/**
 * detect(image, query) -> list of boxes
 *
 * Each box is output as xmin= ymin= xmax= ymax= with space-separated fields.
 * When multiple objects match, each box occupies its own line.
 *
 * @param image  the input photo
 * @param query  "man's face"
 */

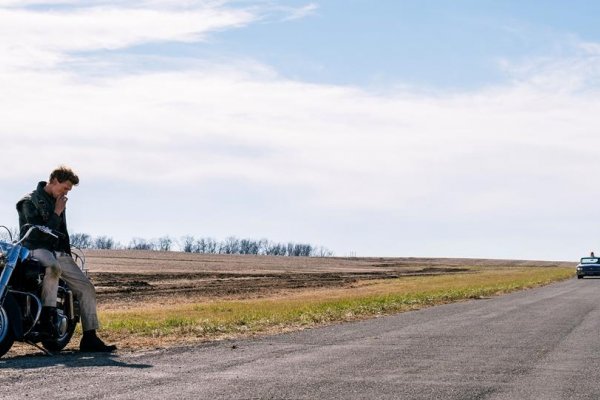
xmin=50 ymin=179 xmax=73 ymax=199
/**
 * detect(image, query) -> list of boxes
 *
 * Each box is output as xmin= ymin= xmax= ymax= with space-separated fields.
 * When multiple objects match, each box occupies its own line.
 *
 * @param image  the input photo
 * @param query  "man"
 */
xmin=16 ymin=166 xmax=116 ymax=352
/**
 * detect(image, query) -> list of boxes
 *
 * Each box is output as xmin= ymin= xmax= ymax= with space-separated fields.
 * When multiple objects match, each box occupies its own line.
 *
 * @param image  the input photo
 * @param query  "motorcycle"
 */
xmin=0 ymin=224 xmax=84 ymax=357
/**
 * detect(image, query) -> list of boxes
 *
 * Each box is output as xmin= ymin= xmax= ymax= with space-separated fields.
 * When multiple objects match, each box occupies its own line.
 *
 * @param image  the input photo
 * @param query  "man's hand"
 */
xmin=55 ymin=195 xmax=68 ymax=216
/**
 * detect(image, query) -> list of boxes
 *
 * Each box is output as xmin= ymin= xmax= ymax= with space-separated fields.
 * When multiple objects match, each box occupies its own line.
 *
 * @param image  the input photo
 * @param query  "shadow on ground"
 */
xmin=0 ymin=351 xmax=152 ymax=370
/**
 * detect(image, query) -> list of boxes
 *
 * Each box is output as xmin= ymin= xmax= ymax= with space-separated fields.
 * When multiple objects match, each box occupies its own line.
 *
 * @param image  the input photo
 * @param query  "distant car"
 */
xmin=576 ymin=257 xmax=600 ymax=279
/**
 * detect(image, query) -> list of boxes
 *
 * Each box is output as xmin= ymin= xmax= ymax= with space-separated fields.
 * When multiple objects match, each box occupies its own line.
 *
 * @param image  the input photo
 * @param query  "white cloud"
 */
xmin=3 ymin=49 xmax=600 ymax=222
xmin=0 ymin=0 xmax=229 ymax=7
xmin=0 ymin=2 xmax=255 ymax=70
xmin=280 ymin=2 xmax=318 ymax=21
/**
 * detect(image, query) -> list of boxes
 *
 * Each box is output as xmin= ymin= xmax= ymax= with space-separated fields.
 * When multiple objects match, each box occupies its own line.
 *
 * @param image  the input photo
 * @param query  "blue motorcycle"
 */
xmin=0 ymin=225 xmax=83 ymax=357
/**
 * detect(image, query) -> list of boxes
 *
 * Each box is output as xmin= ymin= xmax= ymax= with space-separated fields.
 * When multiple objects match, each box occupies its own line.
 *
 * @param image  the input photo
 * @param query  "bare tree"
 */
xmin=240 ymin=239 xmax=260 ymax=255
xmin=264 ymin=242 xmax=286 ymax=256
xmin=106 ymin=233 xmax=333 ymax=257
xmin=258 ymin=238 xmax=269 ymax=255
xmin=128 ymin=238 xmax=155 ymax=250
xmin=71 ymin=233 xmax=93 ymax=249
xmin=181 ymin=235 xmax=195 ymax=253
xmin=312 ymin=246 xmax=334 ymax=257
xmin=94 ymin=236 xmax=115 ymax=250
xmin=157 ymin=236 xmax=172 ymax=251
xmin=220 ymin=236 xmax=240 ymax=254
xmin=206 ymin=238 xmax=218 ymax=253
xmin=195 ymin=238 xmax=206 ymax=253
xmin=293 ymin=244 xmax=312 ymax=257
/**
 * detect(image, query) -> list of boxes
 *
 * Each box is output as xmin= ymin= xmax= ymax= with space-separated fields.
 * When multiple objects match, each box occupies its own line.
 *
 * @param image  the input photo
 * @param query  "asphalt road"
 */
xmin=1 ymin=277 xmax=599 ymax=399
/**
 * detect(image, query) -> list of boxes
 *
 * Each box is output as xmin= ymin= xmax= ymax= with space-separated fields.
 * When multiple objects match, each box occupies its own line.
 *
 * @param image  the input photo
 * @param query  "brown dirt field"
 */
xmin=83 ymin=250 xmax=575 ymax=307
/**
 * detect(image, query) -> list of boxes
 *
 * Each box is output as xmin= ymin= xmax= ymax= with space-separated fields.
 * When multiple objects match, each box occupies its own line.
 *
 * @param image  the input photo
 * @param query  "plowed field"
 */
xmin=84 ymin=250 xmax=573 ymax=306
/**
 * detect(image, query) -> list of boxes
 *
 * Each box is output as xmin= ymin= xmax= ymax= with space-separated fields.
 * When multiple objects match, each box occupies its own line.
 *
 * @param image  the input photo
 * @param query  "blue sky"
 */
xmin=132 ymin=0 xmax=600 ymax=88
xmin=1 ymin=1 xmax=600 ymax=260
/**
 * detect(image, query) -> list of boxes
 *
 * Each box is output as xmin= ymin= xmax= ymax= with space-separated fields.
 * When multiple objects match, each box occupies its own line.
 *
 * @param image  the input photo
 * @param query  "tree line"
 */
xmin=69 ymin=233 xmax=334 ymax=257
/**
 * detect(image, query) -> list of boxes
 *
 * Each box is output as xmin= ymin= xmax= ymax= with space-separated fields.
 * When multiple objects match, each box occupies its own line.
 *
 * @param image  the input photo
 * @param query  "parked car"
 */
xmin=576 ymin=257 xmax=600 ymax=279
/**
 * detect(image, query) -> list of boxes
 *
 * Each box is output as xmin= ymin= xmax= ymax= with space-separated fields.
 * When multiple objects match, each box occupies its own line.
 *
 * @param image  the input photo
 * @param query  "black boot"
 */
xmin=39 ymin=306 xmax=59 ymax=338
xmin=80 ymin=330 xmax=117 ymax=353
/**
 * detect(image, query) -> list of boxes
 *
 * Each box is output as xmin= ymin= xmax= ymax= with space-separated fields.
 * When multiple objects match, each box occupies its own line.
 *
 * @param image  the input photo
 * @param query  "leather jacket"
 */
xmin=16 ymin=181 xmax=71 ymax=254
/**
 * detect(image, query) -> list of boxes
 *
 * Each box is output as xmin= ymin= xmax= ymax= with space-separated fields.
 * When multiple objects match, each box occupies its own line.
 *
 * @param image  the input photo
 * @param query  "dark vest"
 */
xmin=16 ymin=182 xmax=70 ymax=253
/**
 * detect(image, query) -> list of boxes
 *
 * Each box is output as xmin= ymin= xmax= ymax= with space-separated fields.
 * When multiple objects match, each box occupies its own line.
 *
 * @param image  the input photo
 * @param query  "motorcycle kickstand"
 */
xmin=25 ymin=341 xmax=53 ymax=356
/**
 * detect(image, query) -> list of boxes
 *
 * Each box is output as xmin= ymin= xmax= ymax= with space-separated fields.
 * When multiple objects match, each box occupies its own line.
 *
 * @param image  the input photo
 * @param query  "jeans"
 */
xmin=30 ymin=249 xmax=99 ymax=331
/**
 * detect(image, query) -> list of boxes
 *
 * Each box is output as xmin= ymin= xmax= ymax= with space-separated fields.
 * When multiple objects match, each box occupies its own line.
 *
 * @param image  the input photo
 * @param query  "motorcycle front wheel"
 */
xmin=0 ymin=305 xmax=15 ymax=358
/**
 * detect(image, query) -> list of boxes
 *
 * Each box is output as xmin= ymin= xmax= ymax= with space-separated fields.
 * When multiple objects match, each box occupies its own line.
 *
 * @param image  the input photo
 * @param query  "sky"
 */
xmin=1 ymin=0 xmax=600 ymax=260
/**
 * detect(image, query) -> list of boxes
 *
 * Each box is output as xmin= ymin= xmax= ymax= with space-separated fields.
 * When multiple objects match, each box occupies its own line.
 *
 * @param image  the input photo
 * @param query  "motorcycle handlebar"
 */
xmin=18 ymin=224 xmax=59 ymax=244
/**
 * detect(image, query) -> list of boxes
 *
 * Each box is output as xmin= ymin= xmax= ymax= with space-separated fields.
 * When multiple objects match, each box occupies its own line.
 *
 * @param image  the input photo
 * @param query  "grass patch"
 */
xmin=98 ymin=267 xmax=574 ymax=347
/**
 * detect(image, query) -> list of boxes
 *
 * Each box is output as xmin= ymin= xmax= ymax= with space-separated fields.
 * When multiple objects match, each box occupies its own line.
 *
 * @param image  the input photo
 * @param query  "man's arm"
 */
xmin=19 ymin=200 xmax=62 ymax=231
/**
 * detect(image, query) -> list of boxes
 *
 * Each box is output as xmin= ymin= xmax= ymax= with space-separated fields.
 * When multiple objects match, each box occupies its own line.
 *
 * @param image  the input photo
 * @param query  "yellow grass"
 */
xmin=93 ymin=266 xmax=574 ymax=349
